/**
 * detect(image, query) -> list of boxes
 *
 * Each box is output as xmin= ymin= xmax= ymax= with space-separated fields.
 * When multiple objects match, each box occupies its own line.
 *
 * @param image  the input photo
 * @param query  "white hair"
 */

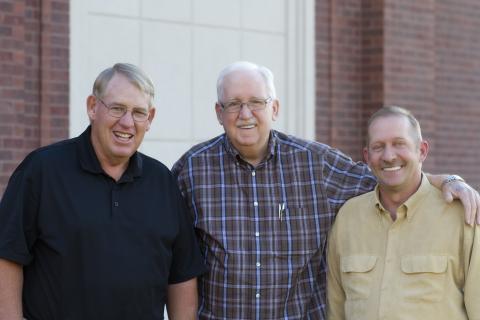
xmin=216 ymin=61 xmax=277 ymax=101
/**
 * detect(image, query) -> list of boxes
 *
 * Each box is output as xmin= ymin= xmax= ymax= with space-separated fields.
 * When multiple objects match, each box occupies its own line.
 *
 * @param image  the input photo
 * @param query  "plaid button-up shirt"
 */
xmin=172 ymin=130 xmax=376 ymax=320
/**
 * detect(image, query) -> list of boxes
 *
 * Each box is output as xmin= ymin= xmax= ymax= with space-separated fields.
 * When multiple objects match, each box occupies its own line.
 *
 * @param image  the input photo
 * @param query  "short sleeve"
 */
xmin=167 ymin=186 xmax=207 ymax=284
xmin=0 ymin=155 xmax=40 ymax=265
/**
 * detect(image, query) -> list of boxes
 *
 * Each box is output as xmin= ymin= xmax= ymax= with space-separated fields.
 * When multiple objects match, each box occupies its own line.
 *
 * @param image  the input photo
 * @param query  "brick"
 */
xmin=0 ymin=2 xmax=13 ymax=12
xmin=0 ymin=24 xmax=13 ymax=36
xmin=0 ymin=0 xmax=69 ymax=195
xmin=315 ymin=0 xmax=480 ymax=188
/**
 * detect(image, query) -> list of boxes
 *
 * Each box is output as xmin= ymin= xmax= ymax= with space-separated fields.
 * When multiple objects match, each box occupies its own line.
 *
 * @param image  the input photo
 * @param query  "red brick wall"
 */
xmin=383 ymin=0 xmax=437 ymax=172
xmin=435 ymin=0 xmax=480 ymax=187
xmin=316 ymin=0 xmax=480 ymax=188
xmin=315 ymin=0 xmax=384 ymax=159
xmin=0 ymin=0 xmax=69 ymax=195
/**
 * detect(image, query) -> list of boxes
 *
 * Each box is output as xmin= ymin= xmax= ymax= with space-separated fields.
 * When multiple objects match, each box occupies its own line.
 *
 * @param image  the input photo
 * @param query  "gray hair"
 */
xmin=367 ymin=105 xmax=423 ymax=145
xmin=92 ymin=63 xmax=155 ymax=108
xmin=216 ymin=61 xmax=277 ymax=101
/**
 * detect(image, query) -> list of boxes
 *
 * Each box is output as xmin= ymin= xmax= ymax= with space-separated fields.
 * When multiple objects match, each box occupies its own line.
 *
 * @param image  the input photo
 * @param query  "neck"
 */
xmin=237 ymin=146 xmax=267 ymax=167
xmin=379 ymin=175 xmax=422 ymax=221
xmin=230 ymin=135 xmax=270 ymax=167
xmin=90 ymin=136 xmax=129 ymax=182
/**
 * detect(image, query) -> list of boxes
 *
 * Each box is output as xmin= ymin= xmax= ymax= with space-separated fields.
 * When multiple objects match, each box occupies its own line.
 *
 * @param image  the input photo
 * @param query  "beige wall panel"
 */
xmin=88 ymin=0 xmax=140 ymax=16
xmin=142 ymin=21 xmax=192 ymax=140
xmin=192 ymin=27 xmax=242 ymax=140
xmin=193 ymin=0 xmax=241 ymax=27
xmin=142 ymin=0 xmax=191 ymax=21
xmin=71 ymin=0 xmax=315 ymax=171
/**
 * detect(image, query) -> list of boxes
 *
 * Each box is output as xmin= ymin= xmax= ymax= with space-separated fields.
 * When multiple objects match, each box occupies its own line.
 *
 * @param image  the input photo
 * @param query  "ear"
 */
xmin=271 ymin=99 xmax=280 ymax=121
xmin=363 ymin=146 xmax=369 ymax=164
xmin=146 ymin=107 xmax=156 ymax=131
xmin=418 ymin=140 xmax=429 ymax=163
xmin=215 ymin=102 xmax=224 ymax=126
xmin=86 ymin=95 xmax=97 ymax=122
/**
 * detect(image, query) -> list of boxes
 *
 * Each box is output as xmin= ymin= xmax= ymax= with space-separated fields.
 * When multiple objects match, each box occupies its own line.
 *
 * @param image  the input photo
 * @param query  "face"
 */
xmin=364 ymin=115 xmax=428 ymax=194
xmin=87 ymin=73 xmax=155 ymax=167
xmin=215 ymin=70 xmax=279 ymax=162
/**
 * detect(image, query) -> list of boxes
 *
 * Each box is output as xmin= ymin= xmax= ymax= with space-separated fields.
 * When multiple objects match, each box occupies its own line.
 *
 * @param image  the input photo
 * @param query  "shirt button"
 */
xmin=255 ymin=232 xmax=260 ymax=237
xmin=255 ymin=293 xmax=260 ymax=298
xmin=114 ymin=201 xmax=119 ymax=207
xmin=254 ymin=201 xmax=258 ymax=207
xmin=252 ymin=171 xmax=256 ymax=177
xmin=256 ymin=262 xmax=261 ymax=267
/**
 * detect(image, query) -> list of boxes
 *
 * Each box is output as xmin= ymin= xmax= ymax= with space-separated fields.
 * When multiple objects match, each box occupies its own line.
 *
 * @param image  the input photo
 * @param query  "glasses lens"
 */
xmin=226 ymin=102 xmax=241 ymax=113
xmin=248 ymin=100 xmax=267 ymax=111
xmin=132 ymin=110 xmax=149 ymax=122
xmin=222 ymin=97 xmax=270 ymax=113
xmin=108 ymin=105 xmax=127 ymax=118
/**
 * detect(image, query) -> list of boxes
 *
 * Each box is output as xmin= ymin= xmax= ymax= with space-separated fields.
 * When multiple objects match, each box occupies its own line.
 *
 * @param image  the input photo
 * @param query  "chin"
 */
xmin=111 ymin=147 xmax=135 ymax=159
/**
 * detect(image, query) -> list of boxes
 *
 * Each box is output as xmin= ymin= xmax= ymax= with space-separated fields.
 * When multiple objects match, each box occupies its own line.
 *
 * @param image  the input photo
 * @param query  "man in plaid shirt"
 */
xmin=172 ymin=61 xmax=479 ymax=319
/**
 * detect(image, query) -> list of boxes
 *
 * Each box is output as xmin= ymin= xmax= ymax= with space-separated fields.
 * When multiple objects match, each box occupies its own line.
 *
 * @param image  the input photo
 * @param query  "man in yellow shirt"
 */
xmin=326 ymin=106 xmax=479 ymax=320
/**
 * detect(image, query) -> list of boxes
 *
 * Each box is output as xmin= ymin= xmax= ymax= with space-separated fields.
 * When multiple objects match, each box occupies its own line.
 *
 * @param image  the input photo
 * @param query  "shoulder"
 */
xmin=171 ymin=134 xmax=225 ymax=176
xmin=14 ymin=137 xmax=78 ymax=173
xmin=274 ymin=131 xmax=362 ymax=166
xmin=335 ymin=191 xmax=376 ymax=222
xmin=137 ymin=152 xmax=176 ymax=182
xmin=424 ymin=183 xmax=464 ymax=218
xmin=138 ymin=152 xmax=170 ymax=173
xmin=273 ymin=130 xmax=332 ymax=155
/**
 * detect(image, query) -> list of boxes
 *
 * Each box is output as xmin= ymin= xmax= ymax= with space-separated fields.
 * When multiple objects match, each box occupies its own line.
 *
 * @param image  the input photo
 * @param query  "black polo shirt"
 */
xmin=0 ymin=127 xmax=206 ymax=320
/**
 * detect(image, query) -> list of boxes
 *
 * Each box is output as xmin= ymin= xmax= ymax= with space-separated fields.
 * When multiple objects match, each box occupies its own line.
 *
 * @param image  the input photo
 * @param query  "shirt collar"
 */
xmin=223 ymin=130 xmax=277 ymax=166
xmin=76 ymin=126 xmax=143 ymax=182
xmin=374 ymin=172 xmax=430 ymax=221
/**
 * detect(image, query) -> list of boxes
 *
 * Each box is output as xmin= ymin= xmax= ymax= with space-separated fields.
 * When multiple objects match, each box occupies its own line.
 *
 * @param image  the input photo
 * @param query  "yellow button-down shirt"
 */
xmin=327 ymin=174 xmax=480 ymax=320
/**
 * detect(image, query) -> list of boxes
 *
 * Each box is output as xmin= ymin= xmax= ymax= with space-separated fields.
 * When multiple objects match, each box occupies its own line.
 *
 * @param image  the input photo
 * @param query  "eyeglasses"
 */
xmin=95 ymin=97 xmax=150 ymax=122
xmin=220 ymin=97 xmax=272 ymax=113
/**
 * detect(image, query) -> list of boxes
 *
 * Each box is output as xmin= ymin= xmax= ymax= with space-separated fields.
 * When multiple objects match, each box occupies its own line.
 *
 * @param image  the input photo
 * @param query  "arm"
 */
xmin=0 ymin=259 xmax=23 ymax=320
xmin=323 ymin=148 xmax=377 ymax=214
xmin=426 ymin=173 xmax=480 ymax=225
xmin=166 ymin=278 xmax=198 ymax=320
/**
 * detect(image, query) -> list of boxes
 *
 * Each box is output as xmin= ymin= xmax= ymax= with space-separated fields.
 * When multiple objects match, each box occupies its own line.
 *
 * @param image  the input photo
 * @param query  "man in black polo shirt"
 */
xmin=0 ymin=63 xmax=206 ymax=319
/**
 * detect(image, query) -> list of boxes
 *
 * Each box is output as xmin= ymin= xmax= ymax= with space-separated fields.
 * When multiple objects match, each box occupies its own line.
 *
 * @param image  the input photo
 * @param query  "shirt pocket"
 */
xmin=273 ymin=205 xmax=322 ymax=260
xmin=340 ymin=255 xmax=377 ymax=300
xmin=400 ymin=255 xmax=448 ymax=302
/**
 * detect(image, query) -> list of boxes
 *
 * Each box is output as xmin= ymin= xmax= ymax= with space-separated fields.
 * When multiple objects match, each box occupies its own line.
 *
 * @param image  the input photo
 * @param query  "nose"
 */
xmin=381 ymin=145 xmax=397 ymax=162
xmin=118 ymin=110 xmax=135 ymax=127
xmin=238 ymin=103 xmax=253 ymax=119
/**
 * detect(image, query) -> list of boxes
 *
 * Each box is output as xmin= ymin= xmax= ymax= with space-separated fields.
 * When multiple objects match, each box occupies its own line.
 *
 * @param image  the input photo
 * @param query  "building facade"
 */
xmin=1 ymin=0 xmax=480 ymax=196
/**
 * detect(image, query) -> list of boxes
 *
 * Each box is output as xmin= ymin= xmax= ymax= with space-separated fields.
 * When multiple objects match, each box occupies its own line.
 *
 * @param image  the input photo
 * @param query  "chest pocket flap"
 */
xmin=341 ymin=255 xmax=377 ymax=273
xmin=401 ymin=255 xmax=448 ymax=274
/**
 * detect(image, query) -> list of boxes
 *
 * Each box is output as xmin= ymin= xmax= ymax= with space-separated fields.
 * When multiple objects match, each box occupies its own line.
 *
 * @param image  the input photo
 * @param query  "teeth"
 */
xmin=114 ymin=132 xmax=133 ymax=139
xmin=383 ymin=166 xmax=401 ymax=171
xmin=239 ymin=124 xmax=255 ymax=129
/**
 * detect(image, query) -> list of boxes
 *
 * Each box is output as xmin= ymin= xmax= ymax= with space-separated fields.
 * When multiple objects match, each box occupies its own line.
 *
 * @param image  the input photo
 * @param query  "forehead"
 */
xmin=222 ymin=70 xmax=267 ymax=98
xmin=103 ymin=73 xmax=149 ymax=107
xmin=368 ymin=115 xmax=413 ymax=141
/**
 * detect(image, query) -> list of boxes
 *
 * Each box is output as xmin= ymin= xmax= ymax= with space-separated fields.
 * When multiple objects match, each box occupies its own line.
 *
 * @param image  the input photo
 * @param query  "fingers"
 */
xmin=442 ymin=180 xmax=479 ymax=226
xmin=475 ymin=190 xmax=480 ymax=225
xmin=460 ymin=187 xmax=478 ymax=226
xmin=461 ymin=190 xmax=474 ymax=226
xmin=442 ymin=188 xmax=454 ymax=203
xmin=465 ymin=187 xmax=479 ymax=226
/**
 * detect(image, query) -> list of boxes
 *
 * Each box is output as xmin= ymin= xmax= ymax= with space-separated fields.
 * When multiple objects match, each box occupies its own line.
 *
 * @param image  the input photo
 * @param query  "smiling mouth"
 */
xmin=382 ymin=166 xmax=402 ymax=172
xmin=238 ymin=124 xmax=256 ymax=129
xmin=113 ymin=131 xmax=133 ymax=141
